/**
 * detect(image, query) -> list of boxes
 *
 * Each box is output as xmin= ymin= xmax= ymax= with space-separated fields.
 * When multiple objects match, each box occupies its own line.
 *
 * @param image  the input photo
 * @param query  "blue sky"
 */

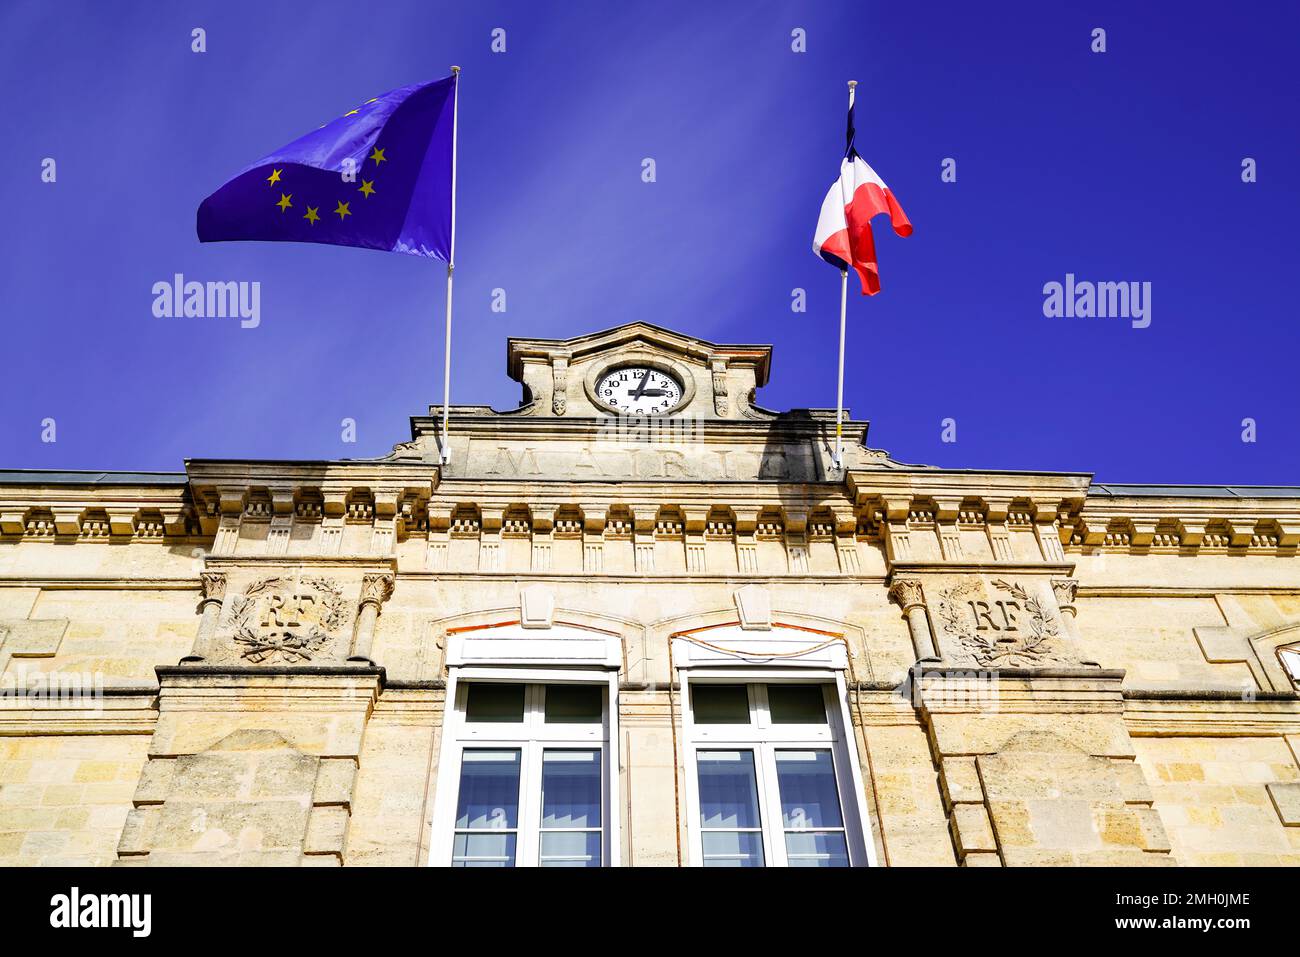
xmin=2 ymin=0 xmax=1296 ymax=483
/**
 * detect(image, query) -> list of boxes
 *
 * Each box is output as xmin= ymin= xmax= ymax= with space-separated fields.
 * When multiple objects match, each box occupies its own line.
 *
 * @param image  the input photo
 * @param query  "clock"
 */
xmin=594 ymin=366 xmax=684 ymax=416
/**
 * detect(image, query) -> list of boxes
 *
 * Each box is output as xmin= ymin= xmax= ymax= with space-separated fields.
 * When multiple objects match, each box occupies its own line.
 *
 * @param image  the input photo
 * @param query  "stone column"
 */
xmin=181 ymin=573 xmax=227 ymax=663
xmin=1051 ymin=578 xmax=1079 ymax=636
xmin=347 ymin=573 xmax=395 ymax=664
xmin=888 ymin=578 xmax=939 ymax=662
xmin=1049 ymin=577 xmax=1098 ymax=665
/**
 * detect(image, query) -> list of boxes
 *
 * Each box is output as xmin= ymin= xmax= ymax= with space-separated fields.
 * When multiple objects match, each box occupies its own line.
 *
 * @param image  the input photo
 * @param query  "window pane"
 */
xmin=543 ymin=684 xmax=604 ymax=723
xmin=690 ymin=684 xmax=751 ymax=724
xmin=454 ymin=750 xmax=521 ymax=829
xmin=464 ymin=683 xmax=525 ymax=723
xmin=539 ymin=831 xmax=601 ymax=867
xmin=776 ymin=750 xmax=844 ymax=829
xmin=767 ymin=684 xmax=828 ymax=724
xmin=1282 ymin=649 xmax=1300 ymax=681
xmin=541 ymin=750 xmax=602 ymax=828
xmin=784 ymin=831 xmax=849 ymax=868
xmin=452 ymin=831 xmax=517 ymax=867
xmin=701 ymin=831 xmax=765 ymax=867
xmin=697 ymin=750 xmax=761 ymax=828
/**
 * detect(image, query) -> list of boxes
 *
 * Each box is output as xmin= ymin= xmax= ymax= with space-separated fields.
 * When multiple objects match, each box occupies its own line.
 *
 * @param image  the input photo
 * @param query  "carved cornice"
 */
xmin=1065 ymin=501 xmax=1300 ymax=555
xmin=0 ymin=501 xmax=195 ymax=543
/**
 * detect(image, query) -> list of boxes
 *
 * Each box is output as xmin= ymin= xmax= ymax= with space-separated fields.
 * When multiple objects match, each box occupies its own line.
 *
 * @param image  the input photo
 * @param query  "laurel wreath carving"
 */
xmin=226 ymin=576 xmax=348 ymax=664
xmin=936 ymin=578 xmax=1063 ymax=668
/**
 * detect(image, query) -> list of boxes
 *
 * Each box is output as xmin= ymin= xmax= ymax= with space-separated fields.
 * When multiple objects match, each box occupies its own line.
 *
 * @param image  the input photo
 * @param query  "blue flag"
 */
xmin=198 ymin=75 xmax=456 ymax=261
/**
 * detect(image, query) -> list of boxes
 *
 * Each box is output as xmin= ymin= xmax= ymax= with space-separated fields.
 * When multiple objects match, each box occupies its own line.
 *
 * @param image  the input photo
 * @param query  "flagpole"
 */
xmin=834 ymin=265 xmax=847 ymax=470
xmin=832 ymin=78 xmax=857 ymax=472
xmin=440 ymin=65 xmax=461 ymax=465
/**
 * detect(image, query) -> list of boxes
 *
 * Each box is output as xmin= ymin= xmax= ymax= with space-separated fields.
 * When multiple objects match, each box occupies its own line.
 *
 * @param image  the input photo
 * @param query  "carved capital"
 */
xmin=1051 ymin=578 xmax=1079 ymax=616
xmin=199 ymin=572 xmax=227 ymax=604
xmin=888 ymin=578 xmax=926 ymax=612
xmin=359 ymin=573 xmax=395 ymax=608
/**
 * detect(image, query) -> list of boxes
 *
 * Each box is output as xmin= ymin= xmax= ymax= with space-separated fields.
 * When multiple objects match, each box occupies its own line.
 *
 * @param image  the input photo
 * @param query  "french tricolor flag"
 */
xmin=812 ymin=96 xmax=912 ymax=295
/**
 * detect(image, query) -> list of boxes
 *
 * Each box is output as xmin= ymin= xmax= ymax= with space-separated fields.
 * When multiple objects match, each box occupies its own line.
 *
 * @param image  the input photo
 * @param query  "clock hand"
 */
xmin=630 ymin=374 xmax=651 ymax=399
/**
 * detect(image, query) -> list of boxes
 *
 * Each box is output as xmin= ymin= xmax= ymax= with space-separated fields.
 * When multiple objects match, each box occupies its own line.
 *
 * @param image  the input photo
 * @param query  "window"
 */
xmin=1281 ymin=646 xmax=1300 ymax=685
xmin=685 ymin=682 xmax=861 ymax=867
xmin=443 ymin=682 xmax=608 ymax=867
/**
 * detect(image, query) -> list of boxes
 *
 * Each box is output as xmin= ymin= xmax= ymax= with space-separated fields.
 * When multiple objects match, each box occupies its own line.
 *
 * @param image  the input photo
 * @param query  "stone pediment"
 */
xmin=366 ymin=321 xmax=928 ymax=477
xmin=503 ymin=322 xmax=772 ymax=421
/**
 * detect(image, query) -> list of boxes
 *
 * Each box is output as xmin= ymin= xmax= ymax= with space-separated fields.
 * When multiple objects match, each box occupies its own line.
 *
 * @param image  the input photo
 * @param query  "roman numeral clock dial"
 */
xmin=595 ymin=367 xmax=683 ymax=416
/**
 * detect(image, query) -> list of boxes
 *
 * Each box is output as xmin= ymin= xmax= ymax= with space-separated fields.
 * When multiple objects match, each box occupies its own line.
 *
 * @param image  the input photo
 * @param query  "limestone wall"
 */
xmin=2 ymin=469 xmax=1299 ymax=868
xmin=0 ymin=734 xmax=149 ymax=866
xmin=1133 ymin=736 xmax=1300 ymax=866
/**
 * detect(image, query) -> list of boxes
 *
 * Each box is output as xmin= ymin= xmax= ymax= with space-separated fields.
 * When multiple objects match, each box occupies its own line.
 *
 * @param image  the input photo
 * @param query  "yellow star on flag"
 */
xmin=276 ymin=193 xmax=293 ymax=212
xmin=358 ymin=180 xmax=376 ymax=198
xmin=334 ymin=200 xmax=351 ymax=220
xmin=303 ymin=206 xmax=320 ymax=225
xmin=368 ymin=146 xmax=387 ymax=165
xmin=267 ymin=168 xmax=282 ymax=186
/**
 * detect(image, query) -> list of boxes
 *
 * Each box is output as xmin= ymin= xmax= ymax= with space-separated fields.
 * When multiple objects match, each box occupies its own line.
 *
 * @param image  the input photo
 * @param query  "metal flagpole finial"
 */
xmin=451 ymin=65 xmax=461 ymax=74
xmin=847 ymin=79 xmax=857 ymax=89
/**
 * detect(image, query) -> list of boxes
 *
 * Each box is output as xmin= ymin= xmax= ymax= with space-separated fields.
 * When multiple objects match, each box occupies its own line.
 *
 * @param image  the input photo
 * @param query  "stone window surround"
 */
xmin=427 ymin=617 xmax=623 ymax=868
xmin=670 ymin=622 xmax=876 ymax=868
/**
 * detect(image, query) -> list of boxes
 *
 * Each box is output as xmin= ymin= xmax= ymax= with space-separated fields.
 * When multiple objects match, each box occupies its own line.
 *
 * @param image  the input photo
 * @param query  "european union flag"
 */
xmin=198 ymin=74 xmax=457 ymax=261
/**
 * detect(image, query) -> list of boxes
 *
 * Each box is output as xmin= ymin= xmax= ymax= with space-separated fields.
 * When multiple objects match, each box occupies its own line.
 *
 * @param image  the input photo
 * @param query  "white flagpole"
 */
xmin=440 ymin=65 xmax=461 ymax=465
xmin=832 ymin=79 xmax=857 ymax=472
xmin=834 ymin=265 xmax=847 ymax=470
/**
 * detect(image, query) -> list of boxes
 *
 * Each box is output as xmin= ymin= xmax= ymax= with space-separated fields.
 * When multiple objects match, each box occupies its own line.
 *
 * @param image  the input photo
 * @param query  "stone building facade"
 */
xmin=1 ymin=322 xmax=1298 ymax=867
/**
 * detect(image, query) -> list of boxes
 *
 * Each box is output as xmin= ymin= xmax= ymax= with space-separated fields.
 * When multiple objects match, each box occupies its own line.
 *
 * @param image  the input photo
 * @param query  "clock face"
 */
xmin=594 ymin=366 xmax=684 ymax=416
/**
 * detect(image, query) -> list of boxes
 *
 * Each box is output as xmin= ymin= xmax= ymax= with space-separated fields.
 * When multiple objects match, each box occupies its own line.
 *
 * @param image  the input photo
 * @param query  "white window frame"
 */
xmin=428 ymin=624 xmax=622 ymax=867
xmin=673 ymin=629 xmax=875 ymax=868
